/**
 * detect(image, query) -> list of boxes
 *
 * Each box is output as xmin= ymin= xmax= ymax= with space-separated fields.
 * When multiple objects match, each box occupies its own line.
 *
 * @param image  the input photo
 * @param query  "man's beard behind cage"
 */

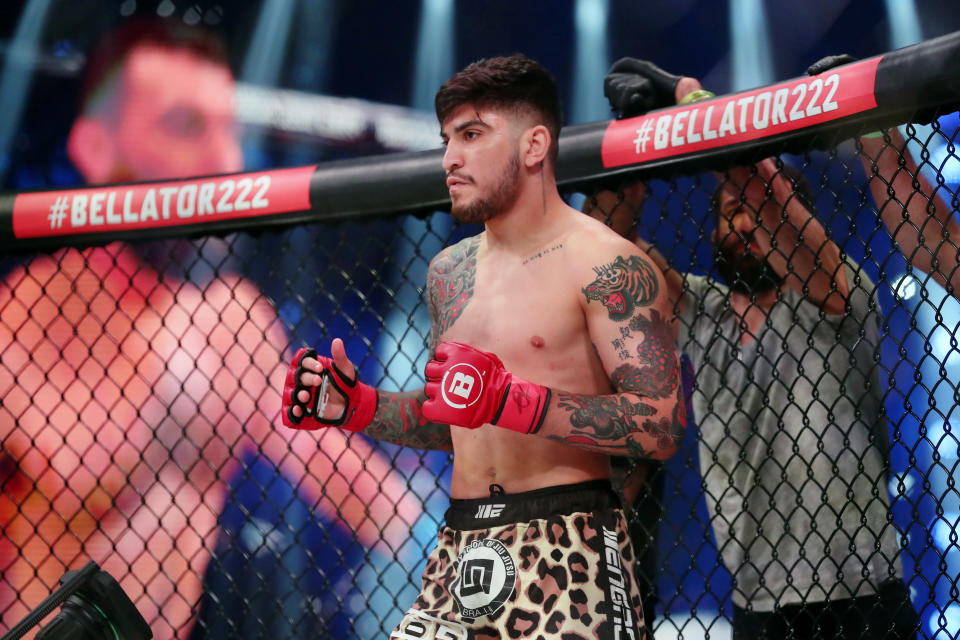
xmin=450 ymin=153 xmax=523 ymax=224
xmin=713 ymin=246 xmax=783 ymax=294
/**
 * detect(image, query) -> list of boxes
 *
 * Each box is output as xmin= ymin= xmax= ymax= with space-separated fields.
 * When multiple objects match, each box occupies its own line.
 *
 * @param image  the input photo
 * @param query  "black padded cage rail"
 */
xmin=1 ymin=30 xmax=959 ymax=252
xmin=1 ymin=29 xmax=959 ymax=640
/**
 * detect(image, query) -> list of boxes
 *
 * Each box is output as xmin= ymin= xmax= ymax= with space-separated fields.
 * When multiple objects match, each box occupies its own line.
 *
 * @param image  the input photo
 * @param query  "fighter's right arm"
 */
xmin=364 ymin=389 xmax=452 ymax=450
xmin=284 ymin=341 xmax=451 ymax=451
xmin=359 ymin=244 xmax=481 ymax=451
xmin=282 ymin=245 xmax=460 ymax=452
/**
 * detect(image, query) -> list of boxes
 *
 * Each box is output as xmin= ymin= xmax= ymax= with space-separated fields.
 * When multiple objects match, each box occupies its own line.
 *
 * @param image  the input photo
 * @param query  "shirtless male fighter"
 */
xmin=284 ymin=54 xmax=686 ymax=639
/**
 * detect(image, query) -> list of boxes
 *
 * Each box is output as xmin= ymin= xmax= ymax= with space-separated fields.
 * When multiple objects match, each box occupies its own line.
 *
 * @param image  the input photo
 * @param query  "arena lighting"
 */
xmin=729 ymin=0 xmax=773 ymax=91
xmin=884 ymin=0 xmax=923 ymax=48
xmin=376 ymin=0 xmax=455 ymax=393
xmin=240 ymin=0 xmax=295 ymax=86
xmin=888 ymin=470 xmax=917 ymax=501
xmin=0 ymin=0 xmax=52 ymax=176
xmin=927 ymin=315 xmax=960 ymax=366
xmin=929 ymin=512 xmax=960 ymax=554
xmin=572 ymin=0 xmax=611 ymax=124
xmin=240 ymin=0 xmax=296 ymax=157
xmin=930 ymin=139 xmax=960 ymax=184
xmin=411 ymin=0 xmax=454 ymax=114
xmin=928 ymin=603 xmax=960 ymax=640
xmin=893 ymin=273 xmax=921 ymax=300
xmin=925 ymin=419 xmax=959 ymax=462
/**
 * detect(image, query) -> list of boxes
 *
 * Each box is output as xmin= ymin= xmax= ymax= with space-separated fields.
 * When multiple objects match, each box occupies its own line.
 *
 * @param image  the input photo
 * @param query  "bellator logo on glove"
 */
xmin=423 ymin=341 xmax=550 ymax=434
xmin=439 ymin=361 xmax=486 ymax=409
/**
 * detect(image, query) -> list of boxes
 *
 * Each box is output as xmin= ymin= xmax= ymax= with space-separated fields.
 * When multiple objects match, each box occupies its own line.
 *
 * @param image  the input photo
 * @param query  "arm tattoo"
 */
xmin=426 ymin=236 xmax=479 ymax=349
xmin=363 ymin=390 xmax=452 ymax=451
xmin=552 ymin=392 xmax=681 ymax=458
xmin=611 ymin=310 xmax=680 ymax=399
xmin=582 ymin=254 xmax=659 ymax=321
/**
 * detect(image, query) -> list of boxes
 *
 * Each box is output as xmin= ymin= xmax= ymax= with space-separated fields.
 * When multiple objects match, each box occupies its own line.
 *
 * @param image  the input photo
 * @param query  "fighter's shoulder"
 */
xmin=427 ymin=234 xmax=481 ymax=275
xmin=564 ymin=210 xmax=655 ymax=270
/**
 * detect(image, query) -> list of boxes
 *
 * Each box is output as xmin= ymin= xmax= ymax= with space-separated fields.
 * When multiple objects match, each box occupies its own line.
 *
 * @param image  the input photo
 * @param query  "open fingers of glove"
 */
xmin=295 ymin=371 xmax=348 ymax=423
xmin=314 ymin=373 xmax=347 ymax=423
xmin=298 ymin=368 xmax=324 ymax=387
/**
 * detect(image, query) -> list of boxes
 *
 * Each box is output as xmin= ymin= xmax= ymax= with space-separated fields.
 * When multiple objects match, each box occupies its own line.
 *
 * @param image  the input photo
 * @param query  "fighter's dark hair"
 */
xmin=435 ymin=54 xmax=563 ymax=165
xmin=80 ymin=18 xmax=229 ymax=114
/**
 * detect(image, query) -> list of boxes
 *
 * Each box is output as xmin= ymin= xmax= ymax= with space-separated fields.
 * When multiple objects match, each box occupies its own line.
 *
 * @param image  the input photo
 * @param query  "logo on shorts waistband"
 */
xmin=473 ymin=503 xmax=505 ymax=519
xmin=450 ymin=538 xmax=516 ymax=620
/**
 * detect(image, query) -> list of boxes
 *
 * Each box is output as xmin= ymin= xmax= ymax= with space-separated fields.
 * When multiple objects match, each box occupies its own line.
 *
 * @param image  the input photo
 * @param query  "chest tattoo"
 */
xmin=428 ymin=236 xmax=479 ymax=342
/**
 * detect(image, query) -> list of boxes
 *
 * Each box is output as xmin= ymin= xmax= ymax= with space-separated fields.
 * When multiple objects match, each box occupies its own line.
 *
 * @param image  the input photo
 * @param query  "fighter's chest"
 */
xmin=432 ymin=259 xmax=584 ymax=363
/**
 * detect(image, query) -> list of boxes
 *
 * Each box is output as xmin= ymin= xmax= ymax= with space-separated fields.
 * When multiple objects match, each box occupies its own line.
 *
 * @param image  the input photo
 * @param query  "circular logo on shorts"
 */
xmin=451 ymin=538 xmax=517 ymax=619
xmin=439 ymin=363 xmax=484 ymax=409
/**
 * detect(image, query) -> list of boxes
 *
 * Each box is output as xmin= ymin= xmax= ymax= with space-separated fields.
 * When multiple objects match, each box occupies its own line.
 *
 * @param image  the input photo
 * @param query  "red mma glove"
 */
xmin=281 ymin=347 xmax=378 ymax=432
xmin=423 ymin=341 xmax=551 ymax=434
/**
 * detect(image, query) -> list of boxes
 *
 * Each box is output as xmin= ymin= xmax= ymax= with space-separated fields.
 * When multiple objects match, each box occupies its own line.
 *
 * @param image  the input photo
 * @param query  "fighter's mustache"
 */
xmin=446 ymin=172 xmax=473 ymax=184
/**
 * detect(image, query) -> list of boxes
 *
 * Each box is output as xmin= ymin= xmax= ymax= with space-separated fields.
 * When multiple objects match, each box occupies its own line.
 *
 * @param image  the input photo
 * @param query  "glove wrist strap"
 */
xmin=492 ymin=377 xmax=551 ymax=435
xmin=340 ymin=382 xmax=378 ymax=432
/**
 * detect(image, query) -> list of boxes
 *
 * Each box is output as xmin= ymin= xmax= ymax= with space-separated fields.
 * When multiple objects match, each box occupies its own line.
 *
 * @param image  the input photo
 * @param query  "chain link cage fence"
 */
xmin=1 ymin=33 xmax=960 ymax=640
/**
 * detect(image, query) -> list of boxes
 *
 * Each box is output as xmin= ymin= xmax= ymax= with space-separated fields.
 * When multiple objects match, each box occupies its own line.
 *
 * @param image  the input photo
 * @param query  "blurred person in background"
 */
xmin=0 ymin=18 xmax=421 ymax=639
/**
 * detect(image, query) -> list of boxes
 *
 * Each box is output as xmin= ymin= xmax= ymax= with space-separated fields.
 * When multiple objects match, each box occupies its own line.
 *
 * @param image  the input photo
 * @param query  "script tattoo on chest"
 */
xmin=427 ymin=236 xmax=479 ymax=347
xmin=521 ymin=242 xmax=564 ymax=266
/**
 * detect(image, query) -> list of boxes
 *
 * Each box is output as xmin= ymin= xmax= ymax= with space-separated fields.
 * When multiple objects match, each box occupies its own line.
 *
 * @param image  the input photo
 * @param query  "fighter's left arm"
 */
xmin=541 ymin=240 xmax=685 ymax=460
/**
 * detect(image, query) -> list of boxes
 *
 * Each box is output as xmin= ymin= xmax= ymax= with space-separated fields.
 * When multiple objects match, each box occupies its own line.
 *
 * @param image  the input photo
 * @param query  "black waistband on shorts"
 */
xmin=444 ymin=479 xmax=620 ymax=530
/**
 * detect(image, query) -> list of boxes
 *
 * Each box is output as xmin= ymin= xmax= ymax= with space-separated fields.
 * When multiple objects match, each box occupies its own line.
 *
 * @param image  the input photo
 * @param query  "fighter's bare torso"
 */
xmin=428 ymin=210 xmax=618 ymax=498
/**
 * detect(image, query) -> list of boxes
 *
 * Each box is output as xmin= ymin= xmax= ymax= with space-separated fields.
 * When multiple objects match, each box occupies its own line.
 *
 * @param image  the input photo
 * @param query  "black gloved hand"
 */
xmin=604 ymin=57 xmax=683 ymax=119
xmin=807 ymin=53 xmax=856 ymax=75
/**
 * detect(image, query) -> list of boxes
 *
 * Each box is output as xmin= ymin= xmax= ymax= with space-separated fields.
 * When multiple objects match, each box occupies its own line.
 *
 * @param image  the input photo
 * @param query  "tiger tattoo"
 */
xmin=582 ymin=255 xmax=659 ymax=320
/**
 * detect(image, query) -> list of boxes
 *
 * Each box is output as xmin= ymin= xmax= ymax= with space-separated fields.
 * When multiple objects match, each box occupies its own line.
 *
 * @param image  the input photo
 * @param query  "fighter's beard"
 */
xmin=451 ymin=152 xmax=522 ymax=224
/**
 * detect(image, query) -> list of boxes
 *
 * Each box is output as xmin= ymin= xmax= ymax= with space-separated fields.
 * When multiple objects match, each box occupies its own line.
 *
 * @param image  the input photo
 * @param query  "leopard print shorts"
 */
xmin=391 ymin=479 xmax=644 ymax=640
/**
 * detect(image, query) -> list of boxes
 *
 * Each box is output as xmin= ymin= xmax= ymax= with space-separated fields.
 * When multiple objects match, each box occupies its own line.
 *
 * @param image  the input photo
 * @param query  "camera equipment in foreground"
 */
xmin=0 ymin=561 xmax=152 ymax=640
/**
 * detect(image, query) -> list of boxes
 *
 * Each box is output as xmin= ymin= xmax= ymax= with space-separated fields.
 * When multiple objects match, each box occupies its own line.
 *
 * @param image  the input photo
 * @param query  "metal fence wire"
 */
xmin=2 ymin=84 xmax=960 ymax=640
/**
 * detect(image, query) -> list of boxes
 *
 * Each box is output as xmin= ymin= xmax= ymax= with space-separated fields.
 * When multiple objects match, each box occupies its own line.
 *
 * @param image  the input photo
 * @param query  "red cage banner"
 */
xmin=600 ymin=57 xmax=882 ymax=168
xmin=11 ymin=165 xmax=316 ymax=240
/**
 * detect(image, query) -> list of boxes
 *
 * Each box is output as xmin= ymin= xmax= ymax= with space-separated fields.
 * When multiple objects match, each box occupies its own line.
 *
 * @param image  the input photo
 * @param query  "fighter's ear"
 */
xmin=67 ymin=116 xmax=117 ymax=184
xmin=521 ymin=124 xmax=550 ymax=169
